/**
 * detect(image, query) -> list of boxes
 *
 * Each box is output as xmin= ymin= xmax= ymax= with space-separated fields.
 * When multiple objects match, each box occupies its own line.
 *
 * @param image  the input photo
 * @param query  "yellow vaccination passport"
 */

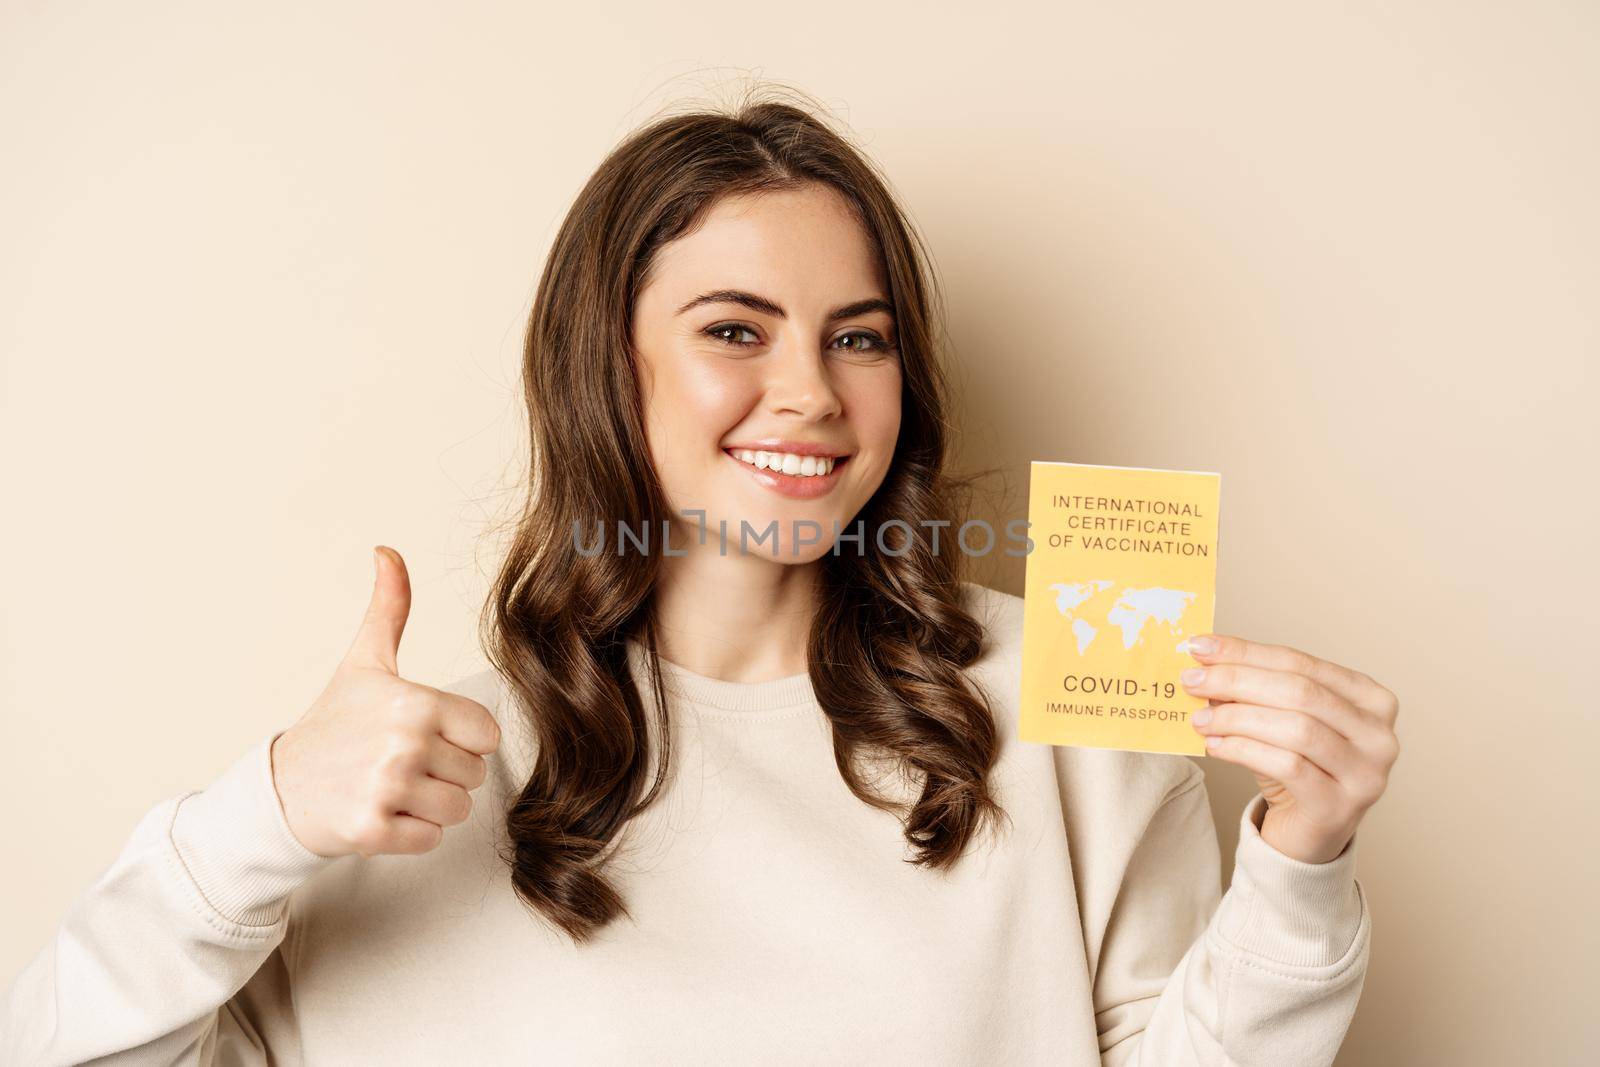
xmin=1019 ymin=461 xmax=1222 ymax=755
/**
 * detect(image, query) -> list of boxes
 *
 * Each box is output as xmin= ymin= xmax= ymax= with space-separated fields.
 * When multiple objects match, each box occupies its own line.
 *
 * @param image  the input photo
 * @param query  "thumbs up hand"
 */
xmin=269 ymin=546 xmax=503 ymax=859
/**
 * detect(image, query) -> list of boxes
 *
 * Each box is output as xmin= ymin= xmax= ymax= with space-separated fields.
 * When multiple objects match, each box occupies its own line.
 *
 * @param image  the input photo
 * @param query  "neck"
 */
xmin=649 ymin=532 xmax=820 ymax=684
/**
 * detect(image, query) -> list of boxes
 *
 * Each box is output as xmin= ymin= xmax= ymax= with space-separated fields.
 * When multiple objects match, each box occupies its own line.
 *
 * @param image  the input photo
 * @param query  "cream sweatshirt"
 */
xmin=1 ymin=582 xmax=1370 ymax=1065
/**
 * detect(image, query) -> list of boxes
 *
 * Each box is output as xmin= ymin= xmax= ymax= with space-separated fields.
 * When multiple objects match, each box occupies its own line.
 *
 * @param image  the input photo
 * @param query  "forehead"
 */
xmin=641 ymin=185 xmax=887 ymax=304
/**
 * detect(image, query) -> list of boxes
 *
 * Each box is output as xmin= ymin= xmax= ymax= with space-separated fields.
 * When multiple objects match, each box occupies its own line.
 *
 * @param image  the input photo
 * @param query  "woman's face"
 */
xmin=631 ymin=183 xmax=902 ymax=565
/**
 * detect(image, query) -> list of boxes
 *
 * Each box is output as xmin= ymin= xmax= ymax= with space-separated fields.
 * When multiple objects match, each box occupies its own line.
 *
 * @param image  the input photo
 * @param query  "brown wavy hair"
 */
xmin=480 ymin=83 xmax=1010 ymax=944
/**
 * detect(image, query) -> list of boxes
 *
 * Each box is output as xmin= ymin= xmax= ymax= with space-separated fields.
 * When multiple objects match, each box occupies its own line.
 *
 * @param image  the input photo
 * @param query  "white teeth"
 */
xmin=731 ymin=449 xmax=837 ymax=477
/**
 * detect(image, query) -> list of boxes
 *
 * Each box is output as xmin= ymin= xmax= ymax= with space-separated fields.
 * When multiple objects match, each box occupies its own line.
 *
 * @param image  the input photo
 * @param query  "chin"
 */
xmin=687 ymin=498 xmax=851 ymax=563
xmin=753 ymin=544 xmax=834 ymax=567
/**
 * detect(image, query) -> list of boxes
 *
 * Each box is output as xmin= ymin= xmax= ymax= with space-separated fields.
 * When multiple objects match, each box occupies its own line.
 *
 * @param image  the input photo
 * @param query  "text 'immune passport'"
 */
xmin=1019 ymin=461 xmax=1222 ymax=755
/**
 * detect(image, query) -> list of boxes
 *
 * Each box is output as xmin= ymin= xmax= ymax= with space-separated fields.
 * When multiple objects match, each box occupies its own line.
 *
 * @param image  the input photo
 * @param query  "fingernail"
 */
xmin=1193 ymin=707 xmax=1212 ymax=727
xmin=1205 ymin=735 xmax=1223 ymax=749
xmin=1181 ymin=667 xmax=1206 ymax=686
xmin=1185 ymin=635 xmax=1218 ymax=655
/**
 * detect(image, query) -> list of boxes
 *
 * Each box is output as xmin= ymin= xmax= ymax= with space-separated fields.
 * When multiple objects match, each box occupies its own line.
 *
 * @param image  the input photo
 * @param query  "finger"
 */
xmin=425 ymin=734 xmax=489 ymax=791
xmin=1202 ymin=734 xmax=1343 ymax=812
xmin=373 ymin=814 xmax=445 ymax=856
xmin=345 ymin=545 xmax=412 ymax=675
xmin=1195 ymin=702 xmax=1364 ymax=782
xmin=1183 ymin=661 xmax=1367 ymax=741
xmin=433 ymin=692 xmax=502 ymax=756
xmin=397 ymin=774 xmax=474 ymax=828
xmin=1186 ymin=634 xmax=1398 ymax=722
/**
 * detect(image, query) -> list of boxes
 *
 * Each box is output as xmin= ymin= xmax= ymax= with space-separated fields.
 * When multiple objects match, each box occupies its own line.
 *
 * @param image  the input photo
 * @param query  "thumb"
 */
xmin=345 ymin=544 xmax=411 ymax=674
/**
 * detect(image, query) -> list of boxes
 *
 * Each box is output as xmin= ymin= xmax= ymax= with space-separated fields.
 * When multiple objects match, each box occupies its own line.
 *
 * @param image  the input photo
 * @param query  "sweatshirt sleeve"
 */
xmin=1095 ymin=769 xmax=1371 ymax=1067
xmin=0 ymin=730 xmax=342 ymax=1066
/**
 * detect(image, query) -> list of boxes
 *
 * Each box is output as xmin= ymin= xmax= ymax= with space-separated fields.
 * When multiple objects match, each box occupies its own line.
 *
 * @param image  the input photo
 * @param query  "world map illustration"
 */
xmin=1046 ymin=580 xmax=1201 ymax=655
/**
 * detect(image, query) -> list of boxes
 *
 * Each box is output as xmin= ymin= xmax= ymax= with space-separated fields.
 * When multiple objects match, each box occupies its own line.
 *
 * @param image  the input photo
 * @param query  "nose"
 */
xmin=763 ymin=336 xmax=844 ymax=421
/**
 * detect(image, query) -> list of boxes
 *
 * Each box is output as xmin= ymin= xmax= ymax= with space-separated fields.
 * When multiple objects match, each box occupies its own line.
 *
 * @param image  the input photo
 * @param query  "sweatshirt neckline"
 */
xmin=625 ymin=638 xmax=818 ymax=714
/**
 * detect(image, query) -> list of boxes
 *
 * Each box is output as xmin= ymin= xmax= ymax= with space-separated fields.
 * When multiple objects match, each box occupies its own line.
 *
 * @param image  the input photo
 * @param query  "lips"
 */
xmin=723 ymin=448 xmax=849 ymax=500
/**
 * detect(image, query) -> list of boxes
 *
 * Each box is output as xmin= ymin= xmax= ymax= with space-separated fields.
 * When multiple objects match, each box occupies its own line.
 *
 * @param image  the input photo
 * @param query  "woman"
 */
xmin=1 ymin=87 xmax=1400 ymax=1064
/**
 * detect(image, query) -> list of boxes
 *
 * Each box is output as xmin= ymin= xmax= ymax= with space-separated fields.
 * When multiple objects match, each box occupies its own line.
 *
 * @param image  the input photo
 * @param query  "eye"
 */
xmin=702 ymin=323 xmax=898 ymax=355
xmin=832 ymin=330 xmax=895 ymax=355
xmin=704 ymin=323 xmax=761 ymax=347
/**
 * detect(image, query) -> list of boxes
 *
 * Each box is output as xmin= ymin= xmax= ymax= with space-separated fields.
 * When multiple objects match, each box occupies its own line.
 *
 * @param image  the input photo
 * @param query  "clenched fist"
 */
xmin=269 ymin=545 xmax=502 ymax=859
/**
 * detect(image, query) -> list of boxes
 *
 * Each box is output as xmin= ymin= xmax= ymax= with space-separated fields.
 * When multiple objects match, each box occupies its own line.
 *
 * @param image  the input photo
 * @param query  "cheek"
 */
xmin=674 ymin=361 xmax=757 ymax=440
xmin=841 ymin=369 xmax=903 ymax=458
xmin=645 ymin=359 xmax=758 ymax=474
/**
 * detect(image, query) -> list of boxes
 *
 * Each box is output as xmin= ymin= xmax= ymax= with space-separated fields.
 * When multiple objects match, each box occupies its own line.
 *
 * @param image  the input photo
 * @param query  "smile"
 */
xmin=723 ymin=448 xmax=850 ymax=500
xmin=728 ymin=449 xmax=839 ymax=477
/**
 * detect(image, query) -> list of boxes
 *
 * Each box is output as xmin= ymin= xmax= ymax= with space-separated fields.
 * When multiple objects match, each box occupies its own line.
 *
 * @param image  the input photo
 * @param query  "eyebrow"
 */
xmin=674 ymin=289 xmax=894 ymax=323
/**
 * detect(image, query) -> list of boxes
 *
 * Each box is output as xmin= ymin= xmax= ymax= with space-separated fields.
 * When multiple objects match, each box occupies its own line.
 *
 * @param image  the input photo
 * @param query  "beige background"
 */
xmin=2 ymin=3 xmax=1594 ymax=1063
